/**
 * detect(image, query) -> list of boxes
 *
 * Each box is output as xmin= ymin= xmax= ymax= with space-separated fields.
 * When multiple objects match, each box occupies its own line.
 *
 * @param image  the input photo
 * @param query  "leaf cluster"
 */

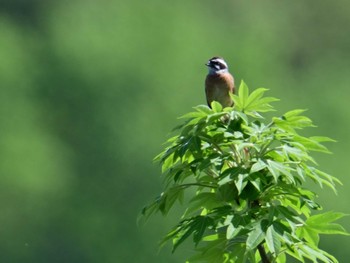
xmin=141 ymin=81 xmax=348 ymax=263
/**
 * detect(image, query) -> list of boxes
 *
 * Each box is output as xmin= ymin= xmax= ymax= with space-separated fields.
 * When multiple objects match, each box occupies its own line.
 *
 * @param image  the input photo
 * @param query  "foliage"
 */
xmin=141 ymin=81 xmax=349 ymax=263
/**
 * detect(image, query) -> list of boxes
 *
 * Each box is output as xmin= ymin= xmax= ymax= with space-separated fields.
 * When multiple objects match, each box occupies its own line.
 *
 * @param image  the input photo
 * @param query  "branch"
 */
xmin=257 ymin=244 xmax=271 ymax=263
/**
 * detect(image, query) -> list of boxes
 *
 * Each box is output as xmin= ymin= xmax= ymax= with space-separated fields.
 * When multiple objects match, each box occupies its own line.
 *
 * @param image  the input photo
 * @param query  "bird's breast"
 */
xmin=205 ymin=73 xmax=235 ymax=107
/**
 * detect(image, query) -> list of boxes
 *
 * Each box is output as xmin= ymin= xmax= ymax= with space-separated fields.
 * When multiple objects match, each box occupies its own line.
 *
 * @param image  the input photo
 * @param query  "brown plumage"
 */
xmin=205 ymin=57 xmax=235 ymax=108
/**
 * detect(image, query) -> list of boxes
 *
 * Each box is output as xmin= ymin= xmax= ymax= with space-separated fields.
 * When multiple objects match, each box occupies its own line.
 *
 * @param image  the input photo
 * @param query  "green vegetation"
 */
xmin=142 ymin=82 xmax=348 ymax=262
xmin=1 ymin=1 xmax=350 ymax=262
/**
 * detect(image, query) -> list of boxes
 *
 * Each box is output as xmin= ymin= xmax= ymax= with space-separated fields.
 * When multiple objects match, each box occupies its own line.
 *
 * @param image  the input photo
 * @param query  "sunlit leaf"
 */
xmin=266 ymin=225 xmax=281 ymax=255
xmin=267 ymin=159 xmax=294 ymax=183
xmin=246 ymin=221 xmax=265 ymax=250
xmin=297 ymin=225 xmax=320 ymax=245
xmin=211 ymin=101 xmax=223 ymax=112
xmin=234 ymin=173 xmax=249 ymax=194
xmin=250 ymin=159 xmax=267 ymax=173
xmin=178 ymin=111 xmax=207 ymax=119
xmin=238 ymin=80 xmax=249 ymax=105
xmin=293 ymin=135 xmax=332 ymax=153
xmin=246 ymin=88 xmax=269 ymax=106
xmin=307 ymin=211 xmax=347 ymax=225
xmin=193 ymin=104 xmax=213 ymax=115
xmin=202 ymin=234 xmax=219 ymax=241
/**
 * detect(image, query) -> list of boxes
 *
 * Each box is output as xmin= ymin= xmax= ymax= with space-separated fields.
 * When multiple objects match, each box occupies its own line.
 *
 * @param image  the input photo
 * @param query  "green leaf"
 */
xmin=293 ymin=135 xmax=332 ymax=153
xmin=167 ymin=216 xmax=214 ymax=253
xmin=299 ymin=244 xmax=337 ymax=263
xmin=309 ymin=136 xmax=336 ymax=143
xmin=250 ymin=159 xmax=267 ymax=173
xmin=275 ymin=205 xmax=301 ymax=223
xmin=137 ymin=201 xmax=159 ymax=226
xmin=281 ymin=145 xmax=305 ymax=161
xmin=316 ymin=223 xmax=349 ymax=236
xmin=245 ymin=94 xmax=279 ymax=113
xmin=246 ymin=221 xmax=265 ymax=250
xmin=187 ymin=237 xmax=228 ymax=262
xmin=218 ymin=175 xmax=234 ymax=186
xmin=226 ymin=223 xmax=235 ymax=240
xmin=234 ymin=173 xmax=249 ymax=195
xmin=233 ymin=81 xmax=278 ymax=114
xmin=211 ymin=101 xmax=223 ymax=112
xmin=217 ymin=184 xmax=239 ymax=203
xmin=284 ymin=109 xmax=307 ymax=118
xmin=172 ymin=225 xmax=196 ymax=252
xmin=178 ymin=111 xmax=207 ymax=119
xmin=226 ymin=223 xmax=243 ymax=240
xmin=238 ymin=80 xmax=249 ymax=104
xmin=202 ymin=234 xmax=219 ymax=241
xmin=276 ymin=252 xmax=286 ymax=263
xmin=185 ymin=192 xmax=224 ymax=216
xmin=314 ymin=168 xmax=342 ymax=186
xmin=297 ymin=225 xmax=320 ymax=245
xmin=248 ymin=172 xmax=262 ymax=192
xmin=193 ymin=104 xmax=213 ymax=115
xmin=193 ymin=216 xmax=215 ymax=245
xmin=272 ymin=221 xmax=291 ymax=237
xmin=305 ymin=212 xmax=350 ymax=236
xmin=161 ymin=152 xmax=175 ymax=173
xmin=158 ymin=186 xmax=185 ymax=215
xmin=302 ymin=165 xmax=341 ymax=192
xmin=246 ymin=88 xmax=269 ymax=106
xmin=307 ymin=211 xmax=347 ymax=225
xmin=265 ymin=225 xmax=281 ymax=255
xmin=266 ymin=160 xmax=294 ymax=183
xmin=273 ymin=109 xmax=315 ymax=132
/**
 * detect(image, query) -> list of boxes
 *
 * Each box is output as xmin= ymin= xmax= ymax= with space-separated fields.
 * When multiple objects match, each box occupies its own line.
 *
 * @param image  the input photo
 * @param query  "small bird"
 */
xmin=205 ymin=57 xmax=235 ymax=108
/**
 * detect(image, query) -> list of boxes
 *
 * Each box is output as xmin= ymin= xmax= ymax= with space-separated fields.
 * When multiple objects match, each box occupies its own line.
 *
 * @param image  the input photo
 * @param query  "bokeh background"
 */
xmin=0 ymin=0 xmax=349 ymax=262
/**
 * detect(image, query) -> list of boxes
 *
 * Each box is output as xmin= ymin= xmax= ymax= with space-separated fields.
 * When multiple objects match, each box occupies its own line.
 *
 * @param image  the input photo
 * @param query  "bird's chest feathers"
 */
xmin=211 ymin=84 xmax=228 ymax=97
xmin=206 ymin=75 xmax=232 ymax=98
xmin=205 ymin=73 xmax=234 ymax=107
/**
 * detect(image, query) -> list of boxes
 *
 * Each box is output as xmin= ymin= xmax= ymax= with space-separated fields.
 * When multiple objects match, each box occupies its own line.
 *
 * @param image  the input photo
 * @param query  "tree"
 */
xmin=141 ymin=81 xmax=349 ymax=262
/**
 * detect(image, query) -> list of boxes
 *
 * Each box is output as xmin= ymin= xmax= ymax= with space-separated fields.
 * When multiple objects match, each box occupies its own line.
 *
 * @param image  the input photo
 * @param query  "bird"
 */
xmin=205 ymin=57 xmax=235 ymax=108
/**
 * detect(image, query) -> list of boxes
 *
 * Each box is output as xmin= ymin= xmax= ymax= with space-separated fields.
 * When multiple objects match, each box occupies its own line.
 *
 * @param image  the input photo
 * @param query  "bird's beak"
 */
xmin=205 ymin=62 xmax=210 ymax=67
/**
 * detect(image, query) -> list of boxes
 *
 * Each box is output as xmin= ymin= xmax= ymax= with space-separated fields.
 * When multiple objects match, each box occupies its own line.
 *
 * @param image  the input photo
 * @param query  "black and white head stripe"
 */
xmin=208 ymin=57 xmax=228 ymax=70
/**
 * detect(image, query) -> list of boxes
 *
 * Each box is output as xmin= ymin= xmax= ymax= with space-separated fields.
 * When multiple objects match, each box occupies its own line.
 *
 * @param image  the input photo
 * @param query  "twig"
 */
xmin=257 ymin=243 xmax=271 ymax=263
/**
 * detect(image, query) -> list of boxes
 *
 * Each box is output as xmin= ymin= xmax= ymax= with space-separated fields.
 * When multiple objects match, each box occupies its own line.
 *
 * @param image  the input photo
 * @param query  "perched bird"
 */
xmin=205 ymin=57 xmax=235 ymax=108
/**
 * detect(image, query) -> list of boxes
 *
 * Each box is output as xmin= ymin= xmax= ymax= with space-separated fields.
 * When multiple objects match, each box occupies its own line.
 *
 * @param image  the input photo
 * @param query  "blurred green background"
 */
xmin=0 ymin=0 xmax=349 ymax=262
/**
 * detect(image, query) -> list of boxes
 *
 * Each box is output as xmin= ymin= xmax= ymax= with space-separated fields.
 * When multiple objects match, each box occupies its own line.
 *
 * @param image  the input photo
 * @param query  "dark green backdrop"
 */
xmin=0 ymin=1 xmax=349 ymax=262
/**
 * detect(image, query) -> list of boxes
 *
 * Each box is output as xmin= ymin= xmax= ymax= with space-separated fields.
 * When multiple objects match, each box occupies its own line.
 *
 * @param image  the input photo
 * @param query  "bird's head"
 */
xmin=205 ymin=57 xmax=229 ymax=74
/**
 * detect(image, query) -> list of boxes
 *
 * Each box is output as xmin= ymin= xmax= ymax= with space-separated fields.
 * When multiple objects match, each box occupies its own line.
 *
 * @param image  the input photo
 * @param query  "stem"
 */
xmin=230 ymin=144 xmax=242 ymax=164
xmin=249 ymin=201 xmax=271 ymax=263
xmin=257 ymin=244 xmax=271 ymax=263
